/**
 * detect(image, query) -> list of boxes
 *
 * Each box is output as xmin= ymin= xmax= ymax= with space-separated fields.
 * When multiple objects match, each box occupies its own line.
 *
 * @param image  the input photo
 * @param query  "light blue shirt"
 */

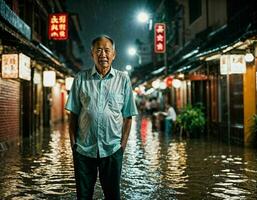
xmin=65 ymin=67 xmax=138 ymax=158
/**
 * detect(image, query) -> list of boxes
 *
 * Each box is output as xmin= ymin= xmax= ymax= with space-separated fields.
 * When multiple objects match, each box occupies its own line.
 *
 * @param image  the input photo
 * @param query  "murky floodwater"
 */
xmin=0 ymin=117 xmax=257 ymax=200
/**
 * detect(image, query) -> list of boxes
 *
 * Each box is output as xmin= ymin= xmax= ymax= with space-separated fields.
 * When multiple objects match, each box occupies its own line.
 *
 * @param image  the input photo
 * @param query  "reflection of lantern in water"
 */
xmin=140 ymin=117 xmax=148 ymax=145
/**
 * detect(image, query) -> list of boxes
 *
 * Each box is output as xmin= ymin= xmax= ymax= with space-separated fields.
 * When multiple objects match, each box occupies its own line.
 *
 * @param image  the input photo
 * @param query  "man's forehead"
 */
xmin=95 ymin=38 xmax=112 ymax=46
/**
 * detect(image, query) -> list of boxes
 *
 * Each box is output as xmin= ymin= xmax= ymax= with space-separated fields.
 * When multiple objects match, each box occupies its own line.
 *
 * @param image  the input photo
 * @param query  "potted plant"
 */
xmin=176 ymin=104 xmax=206 ymax=138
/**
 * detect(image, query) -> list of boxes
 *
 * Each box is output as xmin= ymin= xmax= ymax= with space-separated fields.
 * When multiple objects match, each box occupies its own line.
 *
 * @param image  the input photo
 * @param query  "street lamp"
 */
xmin=126 ymin=64 xmax=132 ymax=71
xmin=127 ymin=47 xmax=142 ymax=65
xmin=137 ymin=11 xmax=153 ymax=30
xmin=128 ymin=47 xmax=137 ymax=56
xmin=137 ymin=11 xmax=150 ymax=23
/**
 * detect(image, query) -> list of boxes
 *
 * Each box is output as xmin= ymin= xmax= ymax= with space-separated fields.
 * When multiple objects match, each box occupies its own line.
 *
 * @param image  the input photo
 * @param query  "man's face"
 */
xmin=91 ymin=38 xmax=116 ymax=71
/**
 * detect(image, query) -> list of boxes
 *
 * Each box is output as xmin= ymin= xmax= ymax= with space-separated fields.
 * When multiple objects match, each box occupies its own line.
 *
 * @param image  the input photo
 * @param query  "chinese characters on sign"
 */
xmin=1 ymin=54 xmax=19 ymax=78
xmin=220 ymin=55 xmax=246 ymax=75
xmin=154 ymin=23 xmax=166 ymax=53
xmin=1 ymin=53 xmax=31 ymax=80
xmin=48 ymin=13 xmax=68 ymax=40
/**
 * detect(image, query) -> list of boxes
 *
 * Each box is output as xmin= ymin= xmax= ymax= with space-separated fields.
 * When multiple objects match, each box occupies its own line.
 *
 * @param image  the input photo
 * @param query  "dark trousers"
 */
xmin=73 ymin=148 xmax=123 ymax=200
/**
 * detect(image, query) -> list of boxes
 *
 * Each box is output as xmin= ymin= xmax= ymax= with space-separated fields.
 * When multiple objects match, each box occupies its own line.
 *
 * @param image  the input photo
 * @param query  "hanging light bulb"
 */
xmin=245 ymin=50 xmax=254 ymax=62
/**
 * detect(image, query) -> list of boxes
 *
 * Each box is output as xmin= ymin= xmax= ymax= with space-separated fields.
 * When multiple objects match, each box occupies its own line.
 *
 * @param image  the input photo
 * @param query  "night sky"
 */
xmin=65 ymin=0 xmax=151 ymax=70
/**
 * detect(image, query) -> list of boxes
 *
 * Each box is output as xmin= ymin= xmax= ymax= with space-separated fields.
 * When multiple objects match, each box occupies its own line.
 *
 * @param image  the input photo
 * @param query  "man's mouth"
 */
xmin=99 ymin=60 xmax=108 ymax=64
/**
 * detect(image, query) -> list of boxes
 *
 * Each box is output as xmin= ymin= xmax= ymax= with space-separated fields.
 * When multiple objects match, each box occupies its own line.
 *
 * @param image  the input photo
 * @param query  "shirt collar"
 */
xmin=90 ymin=66 xmax=115 ymax=78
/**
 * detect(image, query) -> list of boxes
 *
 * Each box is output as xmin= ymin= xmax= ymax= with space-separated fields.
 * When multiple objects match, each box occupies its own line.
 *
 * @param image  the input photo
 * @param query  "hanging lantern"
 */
xmin=65 ymin=77 xmax=74 ymax=90
xmin=43 ymin=71 xmax=56 ymax=87
xmin=159 ymin=81 xmax=167 ymax=90
xmin=172 ymin=79 xmax=182 ymax=88
xmin=152 ymin=79 xmax=160 ymax=89
xmin=165 ymin=76 xmax=173 ymax=87
xmin=244 ymin=52 xmax=254 ymax=62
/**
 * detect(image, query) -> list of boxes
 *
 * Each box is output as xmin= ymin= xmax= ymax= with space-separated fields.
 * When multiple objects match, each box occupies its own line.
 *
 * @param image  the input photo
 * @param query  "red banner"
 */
xmin=154 ymin=23 xmax=166 ymax=53
xmin=48 ymin=13 xmax=68 ymax=40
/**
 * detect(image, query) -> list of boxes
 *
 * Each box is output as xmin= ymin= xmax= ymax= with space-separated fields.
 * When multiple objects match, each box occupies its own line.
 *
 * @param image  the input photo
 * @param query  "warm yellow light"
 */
xmin=159 ymin=81 xmax=167 ymax=90
xmin=65 ymin=77 xmax=74 ymax=90
xmin=43 ymin=71 xmax=56 ymax=87
xmin=152 ymin=79 xmax=160 ymax=89
xmin=172 ymin=79 xmax=182 ymax=88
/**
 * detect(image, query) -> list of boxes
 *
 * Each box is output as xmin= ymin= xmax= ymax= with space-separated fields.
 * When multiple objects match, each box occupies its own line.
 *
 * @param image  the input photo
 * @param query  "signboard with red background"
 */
xmin=154 ymin=23 xmax=166 ymax=53
xmin=48 ymin=13 xmax=68 ymax=40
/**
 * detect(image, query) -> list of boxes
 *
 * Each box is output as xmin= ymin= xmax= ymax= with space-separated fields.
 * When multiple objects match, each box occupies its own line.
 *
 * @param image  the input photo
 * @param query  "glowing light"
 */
xmin=172 ymin=79 xmax=182 ymax=88
xmin=137 ymin=11 xmax=149 ymax=23
xmin=126 ymin=64 xmax=132 ymax=71
xmin=152 ymin=79 xmax=160 ymax=89
xmin=159 ymin=81 xmax=167 ymax=90
xmin=244 ymin=53 xmax=254 ymax=62
xmin=65 ymin=77 xmax=74 ymax=90
xmin=43 ymin=71 xmax=56 ymax=87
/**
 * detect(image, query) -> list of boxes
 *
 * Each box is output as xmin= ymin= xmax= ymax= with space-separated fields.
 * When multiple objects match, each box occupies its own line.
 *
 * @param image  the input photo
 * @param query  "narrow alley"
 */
xmin=1 ymin=117 xmax=256 ymax=200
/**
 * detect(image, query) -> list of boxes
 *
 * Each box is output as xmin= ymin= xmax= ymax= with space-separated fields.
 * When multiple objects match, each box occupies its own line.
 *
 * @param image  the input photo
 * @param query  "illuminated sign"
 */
xmin=48 ymin=13 xmax=68 ymax=40
xmin=1 ymin=54 xmax=19 ymax=78
xmin=19 ymin=53 xmax=31 ymax=81
xmin=1 ymin=53 xmax=31 ymax=80
xmin=220 ymin=55 xmax=246 ymax=75
xmin=43 ymin=71 xmax=56 ymax=87
xmin=154 ymin=23 xmax=166 ymax=53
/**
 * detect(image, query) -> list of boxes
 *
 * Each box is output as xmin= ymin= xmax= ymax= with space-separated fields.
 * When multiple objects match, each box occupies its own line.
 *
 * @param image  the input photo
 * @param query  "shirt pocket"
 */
xmin=108 ymin=92 xmax=124 ymax=111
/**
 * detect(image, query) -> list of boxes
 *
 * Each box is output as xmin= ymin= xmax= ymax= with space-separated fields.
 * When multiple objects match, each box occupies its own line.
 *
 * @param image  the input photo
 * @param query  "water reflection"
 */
xmin=0 ymin=124 xmax=76 ymax=200
xmin=0 ymin=117 xmax=257 ymax=200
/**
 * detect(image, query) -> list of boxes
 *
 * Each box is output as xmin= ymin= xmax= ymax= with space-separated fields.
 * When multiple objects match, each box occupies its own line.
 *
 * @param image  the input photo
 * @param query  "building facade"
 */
xmin=0 ymin=0 xmax=84 ymax=151
xmin=132 ymin=0 xmax=257 ymax=146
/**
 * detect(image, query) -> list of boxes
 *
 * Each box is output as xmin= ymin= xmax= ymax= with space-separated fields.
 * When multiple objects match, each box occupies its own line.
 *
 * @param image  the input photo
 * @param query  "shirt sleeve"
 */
xmin=65 ymin=73 xmax=82 ymax=115
xmin=122 ymin=75 xmax=139 ymax=118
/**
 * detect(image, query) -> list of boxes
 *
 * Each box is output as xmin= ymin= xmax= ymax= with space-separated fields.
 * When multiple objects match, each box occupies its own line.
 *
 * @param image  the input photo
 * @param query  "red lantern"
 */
xmin=165 ymin=76 xmax=173 ymax=87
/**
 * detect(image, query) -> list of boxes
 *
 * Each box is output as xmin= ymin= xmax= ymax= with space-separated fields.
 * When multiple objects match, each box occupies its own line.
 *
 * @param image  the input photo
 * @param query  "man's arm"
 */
xmin=121 ymin=116 xmax=132 ymax=152
xmin=69 ymin=112 xmax=78 ymax=148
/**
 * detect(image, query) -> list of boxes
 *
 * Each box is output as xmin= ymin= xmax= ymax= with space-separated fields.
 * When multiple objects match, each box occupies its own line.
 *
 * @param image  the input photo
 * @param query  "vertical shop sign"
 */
xmin=48 ymin=13 xmax=68 ymax=40
xmin=1 ymin=54 xmax=19 ymax=78
xmin=19 ymin=53 xmax=31 ymax=81
xmin=154 ymin=23 xmax=166 ymax=53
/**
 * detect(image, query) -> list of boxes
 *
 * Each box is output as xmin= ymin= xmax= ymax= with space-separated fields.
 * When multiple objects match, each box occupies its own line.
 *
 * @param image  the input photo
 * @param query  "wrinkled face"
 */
xmin=91 ymin=38 xmax=116 ymax=71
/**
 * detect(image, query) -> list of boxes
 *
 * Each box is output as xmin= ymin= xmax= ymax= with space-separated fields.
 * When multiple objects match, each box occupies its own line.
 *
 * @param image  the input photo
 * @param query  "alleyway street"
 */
xmin=0 ymin=116 xmax=257 ymax=200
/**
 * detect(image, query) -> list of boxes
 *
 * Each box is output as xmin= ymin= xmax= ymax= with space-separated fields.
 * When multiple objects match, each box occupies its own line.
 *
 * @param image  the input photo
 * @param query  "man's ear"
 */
xmin=91 ymin=51 xmax=94 ymax=59
xmin=113 ymin=50 xmax=116 ymax=60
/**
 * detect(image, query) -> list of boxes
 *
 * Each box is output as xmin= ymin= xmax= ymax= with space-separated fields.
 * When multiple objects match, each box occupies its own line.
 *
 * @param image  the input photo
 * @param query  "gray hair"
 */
xmin=91 ymin=35 xmax=115 ymax=50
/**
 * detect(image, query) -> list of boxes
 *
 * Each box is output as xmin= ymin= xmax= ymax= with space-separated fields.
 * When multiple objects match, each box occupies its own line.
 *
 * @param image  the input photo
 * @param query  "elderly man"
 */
xmin=65 ymin=35 xmax=138 ymax=200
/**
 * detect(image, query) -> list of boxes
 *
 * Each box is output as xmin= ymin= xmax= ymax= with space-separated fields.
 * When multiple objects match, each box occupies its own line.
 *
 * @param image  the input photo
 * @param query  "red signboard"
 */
xmin=154 ymin=23 xmax=166 ymax=53
xmin=48 ymin=13 xmax=68 ymax=40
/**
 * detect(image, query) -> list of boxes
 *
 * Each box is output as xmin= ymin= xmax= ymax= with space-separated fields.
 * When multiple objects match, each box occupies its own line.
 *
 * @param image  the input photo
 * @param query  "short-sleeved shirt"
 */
xmin=65 ymin=66 xmax=138 ymax=158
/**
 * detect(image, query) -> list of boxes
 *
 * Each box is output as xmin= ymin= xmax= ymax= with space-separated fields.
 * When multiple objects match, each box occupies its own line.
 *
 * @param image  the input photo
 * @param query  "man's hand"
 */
xmin=121 ymin=116 xmax=132 ymax=152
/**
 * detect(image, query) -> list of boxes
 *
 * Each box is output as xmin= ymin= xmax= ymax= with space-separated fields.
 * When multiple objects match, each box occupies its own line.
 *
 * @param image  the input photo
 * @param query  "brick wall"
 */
xmin=0 ymin=78 xmax=20 ymax=145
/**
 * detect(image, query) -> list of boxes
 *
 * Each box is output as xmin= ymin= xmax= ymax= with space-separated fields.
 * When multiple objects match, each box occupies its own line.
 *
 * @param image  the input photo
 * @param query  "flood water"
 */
xmin=0 ymin=116 xmax=257 ymax=200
